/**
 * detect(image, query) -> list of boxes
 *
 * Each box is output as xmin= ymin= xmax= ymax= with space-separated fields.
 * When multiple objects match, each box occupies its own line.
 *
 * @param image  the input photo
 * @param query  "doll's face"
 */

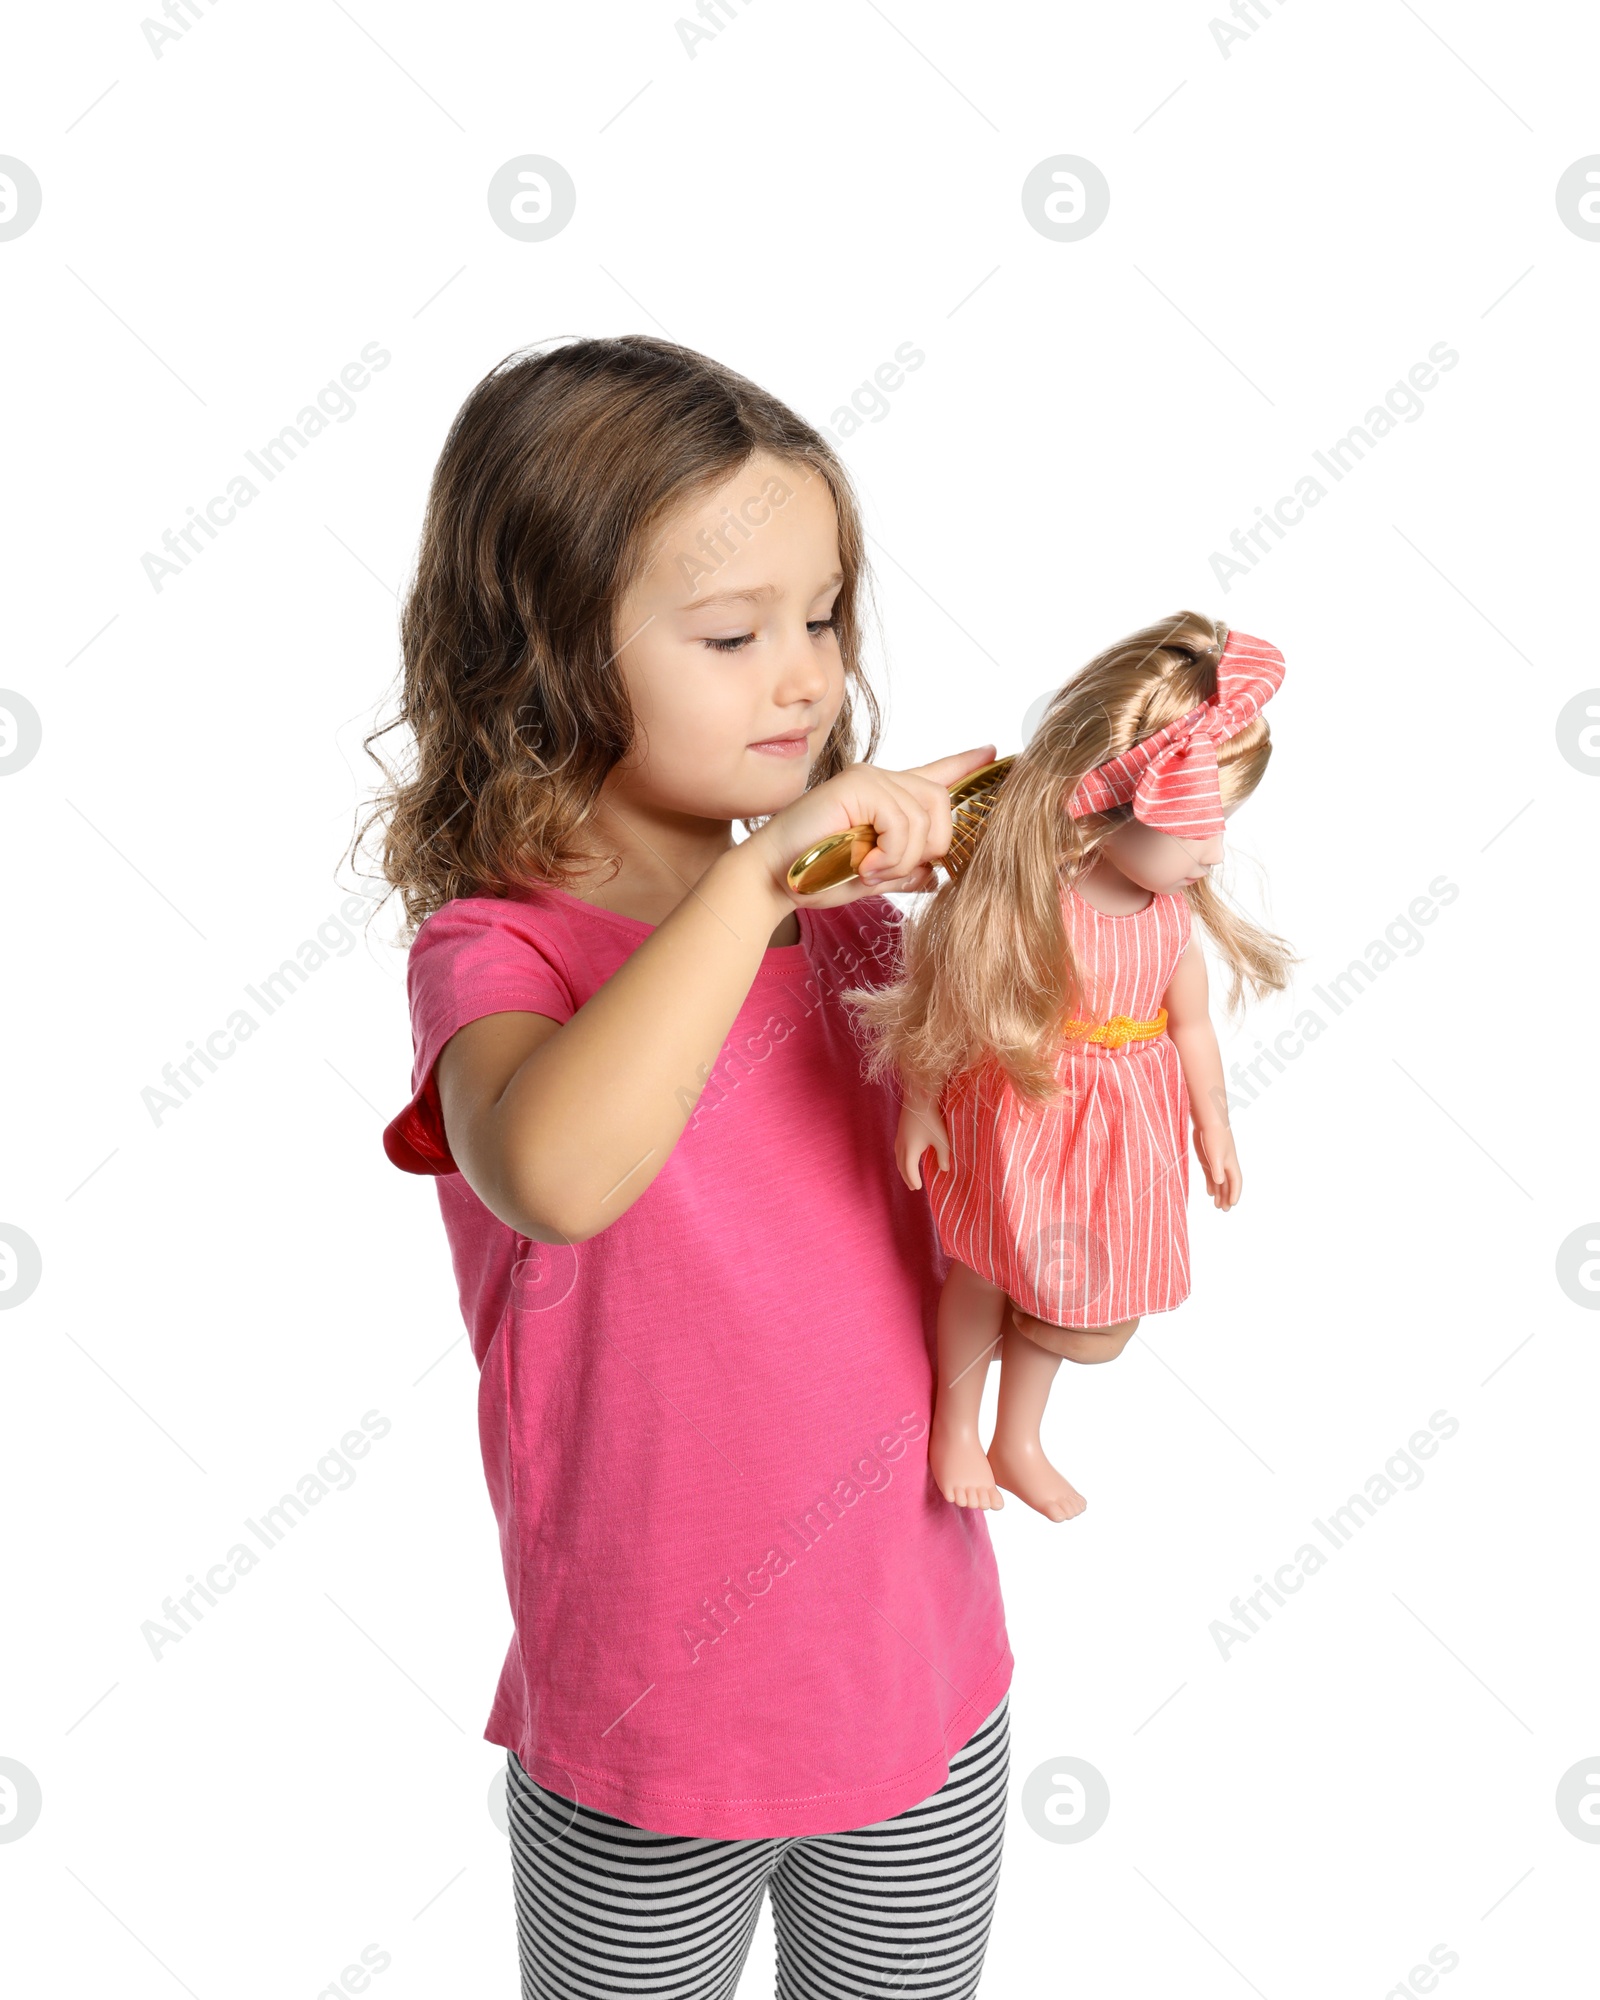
xmin=606 ymin=450 xmax=846 ymax=825
xmin=1101 ymin=806 xmax=1235 ymax=895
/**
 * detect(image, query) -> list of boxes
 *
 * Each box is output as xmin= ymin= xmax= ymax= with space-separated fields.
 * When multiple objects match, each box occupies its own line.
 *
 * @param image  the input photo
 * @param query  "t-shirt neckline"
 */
xmin=511 ymin=874 xmax=814 ymax=964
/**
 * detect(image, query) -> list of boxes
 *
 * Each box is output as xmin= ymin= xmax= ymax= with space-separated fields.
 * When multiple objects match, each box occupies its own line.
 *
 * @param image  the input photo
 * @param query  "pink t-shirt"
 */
xmin=382 ymin=877 xmax=1012 ymax=1839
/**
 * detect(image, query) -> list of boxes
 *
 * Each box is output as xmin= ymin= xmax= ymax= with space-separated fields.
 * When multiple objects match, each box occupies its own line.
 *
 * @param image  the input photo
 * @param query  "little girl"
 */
xmin=848 ymin=616 xmax=1294 ymax=1525
xmin=364 ymin=336 xmax=1013 ymax=1997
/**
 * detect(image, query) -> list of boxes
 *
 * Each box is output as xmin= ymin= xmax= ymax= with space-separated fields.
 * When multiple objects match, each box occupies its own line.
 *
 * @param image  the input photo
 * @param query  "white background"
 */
xmin=4 ymin=2 xmax=1598 ymax=1994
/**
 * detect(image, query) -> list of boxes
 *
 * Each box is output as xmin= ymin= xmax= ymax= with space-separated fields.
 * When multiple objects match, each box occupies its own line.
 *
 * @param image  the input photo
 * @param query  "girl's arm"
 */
xmin=1162 ymin=935 xmax=1243 ymax=1211
xmin=434 ymin=750 xmax=993 ymax=1245
xmin=434 ymin=843 xmax=789 ymax=1245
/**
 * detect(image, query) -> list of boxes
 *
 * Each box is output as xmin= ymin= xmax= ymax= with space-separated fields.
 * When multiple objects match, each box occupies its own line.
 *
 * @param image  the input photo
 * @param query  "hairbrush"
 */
xmin=785 ymin=756 xmax=1016 ymax=896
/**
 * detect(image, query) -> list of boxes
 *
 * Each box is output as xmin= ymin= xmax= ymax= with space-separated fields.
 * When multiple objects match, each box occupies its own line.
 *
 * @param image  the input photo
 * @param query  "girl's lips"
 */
xmin=748 ymin=733 xmax=810 ymax=758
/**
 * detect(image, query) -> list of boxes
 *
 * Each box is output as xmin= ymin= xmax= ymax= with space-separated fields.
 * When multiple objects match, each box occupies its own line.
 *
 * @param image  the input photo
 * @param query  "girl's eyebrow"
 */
xmin=682 ymin=571 xmax=844 ymax=614
xmin=684 ymin=583 xmax=777 ymax=612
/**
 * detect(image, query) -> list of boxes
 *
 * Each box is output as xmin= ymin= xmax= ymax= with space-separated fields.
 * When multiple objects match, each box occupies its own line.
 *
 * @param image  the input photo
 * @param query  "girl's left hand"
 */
xmin=1193 ymin=1122 xmax=1243 ymax=1210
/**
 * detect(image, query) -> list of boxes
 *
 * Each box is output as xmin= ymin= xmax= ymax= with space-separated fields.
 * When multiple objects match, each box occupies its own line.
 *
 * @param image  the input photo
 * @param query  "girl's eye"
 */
xmin=702 ymin=618 xmax=836 ymax=654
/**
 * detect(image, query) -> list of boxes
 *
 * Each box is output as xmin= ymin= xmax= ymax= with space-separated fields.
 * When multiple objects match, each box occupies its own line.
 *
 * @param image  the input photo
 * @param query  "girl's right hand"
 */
xmin=743 ymin=745 xmax=999 ymax=909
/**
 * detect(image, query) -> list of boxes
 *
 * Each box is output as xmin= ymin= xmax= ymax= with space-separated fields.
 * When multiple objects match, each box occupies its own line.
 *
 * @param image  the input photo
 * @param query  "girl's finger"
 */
xmin=871 ymin=774 xmax=941 ymax=870
xmin=868 ymin=787 xmax=931 ymax=878
xmin=867 ymin=864 xmax=933 ymax=894
xmin=895 ymin=774 xmax=957 ymax=861
xmin=854 ymin=785 xmax=913 ymax=878
xmin=904 ymin=745 xmax=999 ymax=791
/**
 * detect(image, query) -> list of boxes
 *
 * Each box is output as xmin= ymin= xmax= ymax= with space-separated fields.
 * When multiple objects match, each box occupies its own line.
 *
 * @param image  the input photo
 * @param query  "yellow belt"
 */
xmin=1061 ymin=1006 xmax=1168 ymax=1049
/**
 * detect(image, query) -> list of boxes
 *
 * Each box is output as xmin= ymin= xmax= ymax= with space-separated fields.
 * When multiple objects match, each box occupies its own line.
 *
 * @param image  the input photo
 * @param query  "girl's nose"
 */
xmin=775 ymin=625 xmax=833 ymax=699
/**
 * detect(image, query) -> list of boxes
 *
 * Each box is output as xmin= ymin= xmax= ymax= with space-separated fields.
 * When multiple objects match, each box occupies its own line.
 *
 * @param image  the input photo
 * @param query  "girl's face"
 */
xmin=608 ymin=450 xmax=846 ymax=825
xmin=1101 ymin=808 xmax=1233 ymax=895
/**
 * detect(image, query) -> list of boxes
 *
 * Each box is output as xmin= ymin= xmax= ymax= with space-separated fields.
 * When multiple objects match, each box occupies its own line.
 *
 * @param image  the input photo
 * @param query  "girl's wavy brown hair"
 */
xmin=848 ymin=609 xmax=1296 ymax=1105
xmin=351 ymin=335 xmax=882 ymax=937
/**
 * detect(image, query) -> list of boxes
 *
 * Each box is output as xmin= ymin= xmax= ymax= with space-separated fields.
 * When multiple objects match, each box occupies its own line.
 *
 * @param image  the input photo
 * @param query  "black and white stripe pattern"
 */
xmin=506 ymin=1697 xmax=1010 ymax=1998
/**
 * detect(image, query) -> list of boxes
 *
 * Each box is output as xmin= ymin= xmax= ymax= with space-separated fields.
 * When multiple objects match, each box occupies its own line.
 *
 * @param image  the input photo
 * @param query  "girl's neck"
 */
xmin=564 ymin=848 xmax=732 ymax=932
xmin=556 ymin=820 xmax=801 ymax=946
xmin=564 ymin=840 xmax=808 ymax=940
xmin=560 ymin=815 xmax=736 ymax=927
xmin=1073 ymin=854 xmax=1155 ymax=917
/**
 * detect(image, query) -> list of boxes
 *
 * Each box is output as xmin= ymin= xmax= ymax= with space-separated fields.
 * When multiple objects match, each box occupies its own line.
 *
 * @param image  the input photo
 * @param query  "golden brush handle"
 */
xmin=785 ymin=823 xmax=882 ymax=896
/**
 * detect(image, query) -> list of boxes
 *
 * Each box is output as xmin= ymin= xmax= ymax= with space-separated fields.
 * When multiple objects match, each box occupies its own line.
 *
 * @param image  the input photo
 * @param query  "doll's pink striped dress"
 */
xmin=926 ymin=885 xmax=1193 ymax=1329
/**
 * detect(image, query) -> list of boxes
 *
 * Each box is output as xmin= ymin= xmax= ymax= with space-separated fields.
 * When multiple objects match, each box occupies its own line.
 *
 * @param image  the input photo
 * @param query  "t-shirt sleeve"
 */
xmin=382 ymin=897 xmax=578 ymax=1177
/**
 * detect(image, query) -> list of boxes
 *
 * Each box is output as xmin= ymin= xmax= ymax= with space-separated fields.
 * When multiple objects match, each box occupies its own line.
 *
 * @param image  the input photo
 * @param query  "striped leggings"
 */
xmin=506 ymin=1696 xmax=1009 ymax=1999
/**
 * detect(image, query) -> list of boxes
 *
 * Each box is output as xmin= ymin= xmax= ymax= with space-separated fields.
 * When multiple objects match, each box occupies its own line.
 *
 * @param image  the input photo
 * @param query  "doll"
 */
xmin=849 ymin=613 xmax=1295 ymax=1522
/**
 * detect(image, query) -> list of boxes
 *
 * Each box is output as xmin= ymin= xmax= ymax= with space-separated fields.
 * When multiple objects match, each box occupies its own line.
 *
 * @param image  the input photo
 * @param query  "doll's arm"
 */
xmin=1163 ymin=937 xmax=1243 ymax=1211
xmin=895 ymin=1079 xmax=951 ymax=1192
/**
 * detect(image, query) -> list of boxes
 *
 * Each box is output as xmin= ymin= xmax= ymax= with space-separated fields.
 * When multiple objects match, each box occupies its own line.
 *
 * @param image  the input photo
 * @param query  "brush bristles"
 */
xmin=944 ymin=769 xmax=1010 ymax=879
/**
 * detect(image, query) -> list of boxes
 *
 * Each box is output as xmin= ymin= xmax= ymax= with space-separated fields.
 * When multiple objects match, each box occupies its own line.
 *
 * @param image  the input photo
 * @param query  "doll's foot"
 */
xmin=929 ymin=1419 xmax=1004 ymax=1510
xmin=987 ymin=1434 xmax=1087 ymax=1524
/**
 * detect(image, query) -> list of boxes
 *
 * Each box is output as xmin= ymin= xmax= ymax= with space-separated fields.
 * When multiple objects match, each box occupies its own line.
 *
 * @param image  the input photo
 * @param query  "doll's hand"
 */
xmin=1193 ymin=1121 xmax=1242 ymax=1210
xmin=896 ymin=1095 xmax=950 ymax=1191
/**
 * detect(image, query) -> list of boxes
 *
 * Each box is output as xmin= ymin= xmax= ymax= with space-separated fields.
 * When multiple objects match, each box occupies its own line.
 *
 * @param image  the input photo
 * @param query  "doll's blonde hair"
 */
xmin=849 ymin=609 xmax=1296 ymax=1105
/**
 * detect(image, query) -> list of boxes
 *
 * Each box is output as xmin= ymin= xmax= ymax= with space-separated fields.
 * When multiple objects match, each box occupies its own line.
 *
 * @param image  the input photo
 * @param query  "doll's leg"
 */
xmin=985 ymin=1319 xmax=1088 ymax=1524
xmin=929 ymin=1259 xmax=1008 ymax=1510
xmin=1009 ymin=1310 xmax=1141 ymax=1364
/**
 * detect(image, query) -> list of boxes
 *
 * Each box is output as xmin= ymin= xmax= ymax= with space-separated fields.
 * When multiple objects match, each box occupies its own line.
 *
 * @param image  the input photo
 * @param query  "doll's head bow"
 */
xmin=1065 ymin=627 xmax=1285 ymax=841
